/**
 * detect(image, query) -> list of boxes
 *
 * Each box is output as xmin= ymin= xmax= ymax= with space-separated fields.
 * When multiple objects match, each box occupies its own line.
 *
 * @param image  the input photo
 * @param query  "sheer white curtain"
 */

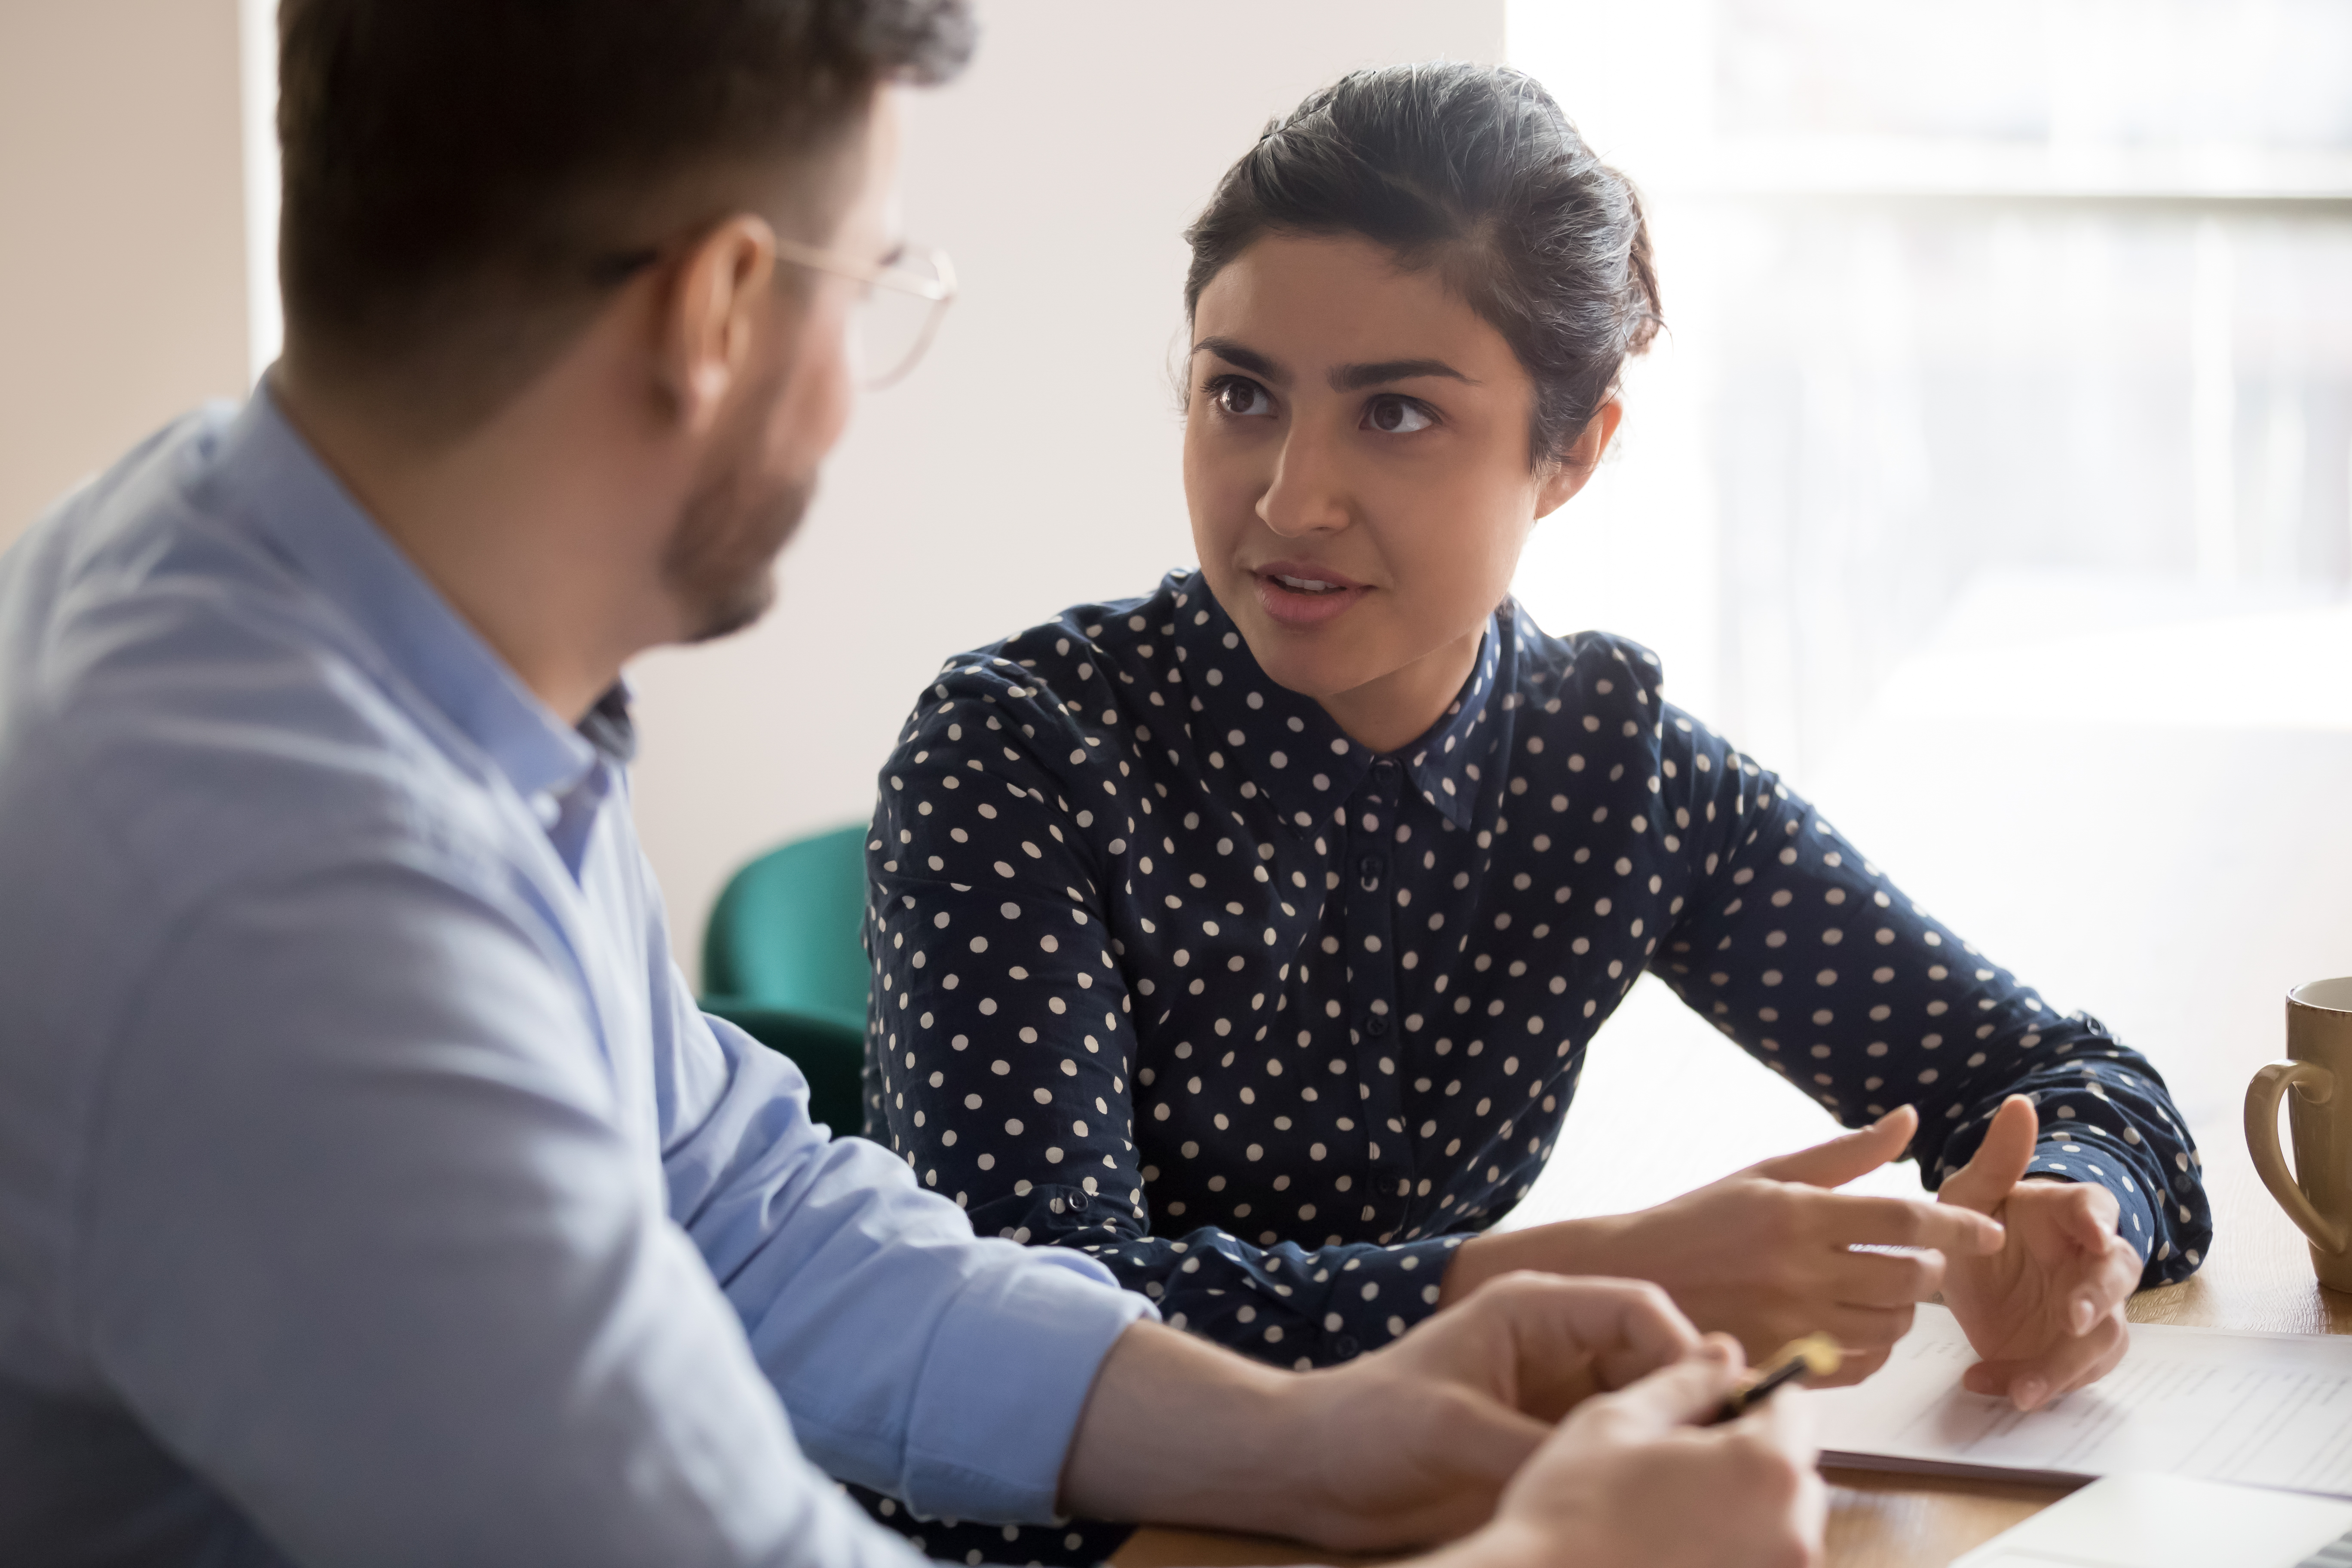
xmin=1510 ymin=0 xmax=2352 ymax=775
xmin=1499 ymin=0 xmax=2352 ymax=1222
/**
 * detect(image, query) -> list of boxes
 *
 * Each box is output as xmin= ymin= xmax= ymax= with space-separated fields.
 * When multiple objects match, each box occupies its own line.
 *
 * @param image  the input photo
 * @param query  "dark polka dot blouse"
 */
xmin=863 ymin=569 xmax=2210 ymax=1373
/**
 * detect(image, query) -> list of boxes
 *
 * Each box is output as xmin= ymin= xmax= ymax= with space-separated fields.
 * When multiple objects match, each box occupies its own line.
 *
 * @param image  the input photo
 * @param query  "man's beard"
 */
xmin=662 ymin=381 xmax=813 ymax=645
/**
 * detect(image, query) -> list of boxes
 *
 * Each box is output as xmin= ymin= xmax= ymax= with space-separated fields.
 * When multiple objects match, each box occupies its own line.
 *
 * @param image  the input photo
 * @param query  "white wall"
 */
xmin=628 ymin=1 xmax=1507 ymax=978
xmin=0 ymin=1 xmax=249 ymax=555
xmin=0 ymin=1 xmax=1504 ymax=979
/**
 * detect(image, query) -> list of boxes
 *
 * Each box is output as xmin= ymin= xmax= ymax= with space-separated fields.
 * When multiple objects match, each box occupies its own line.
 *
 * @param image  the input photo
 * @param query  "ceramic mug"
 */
xmin=2246 ymin=977 xmax=2352 ymax=1291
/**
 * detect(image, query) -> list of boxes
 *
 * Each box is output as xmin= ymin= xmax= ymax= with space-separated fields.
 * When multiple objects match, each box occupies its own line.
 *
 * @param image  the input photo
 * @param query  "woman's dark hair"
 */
xmin=1184 ymin=62 xmax=1661 ymax=467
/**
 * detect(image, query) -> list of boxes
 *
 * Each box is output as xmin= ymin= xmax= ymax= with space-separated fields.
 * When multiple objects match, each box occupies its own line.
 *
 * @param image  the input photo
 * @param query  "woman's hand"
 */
xmin=1418 ymin=1338 xmax=1824 ymax=1568
xmin=1442 ymin=1106 xmax=2004 ymax=1380
xmin=1938 ymin=1095 xmax=2143 ymax=1410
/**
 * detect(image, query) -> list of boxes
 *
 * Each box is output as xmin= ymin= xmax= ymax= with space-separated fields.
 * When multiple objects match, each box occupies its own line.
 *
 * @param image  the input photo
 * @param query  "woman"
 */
xmin=863 ymin=62 xmax=2208 ymax=1408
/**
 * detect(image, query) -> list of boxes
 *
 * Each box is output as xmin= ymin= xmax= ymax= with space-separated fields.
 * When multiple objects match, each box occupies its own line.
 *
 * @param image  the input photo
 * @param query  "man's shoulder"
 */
xmin=0 ymin=416 xmax=502 ymax=916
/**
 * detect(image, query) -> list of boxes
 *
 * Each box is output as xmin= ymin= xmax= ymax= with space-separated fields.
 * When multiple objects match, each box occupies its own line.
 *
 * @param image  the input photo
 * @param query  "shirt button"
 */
xmin=1357 ymin=854 xmax=1385 ymax=889
xmin=1333 ymin=1334 xmax=1361 ymax=1359
xmin=1365 ymin=1013 xmax=1389 ymax=1037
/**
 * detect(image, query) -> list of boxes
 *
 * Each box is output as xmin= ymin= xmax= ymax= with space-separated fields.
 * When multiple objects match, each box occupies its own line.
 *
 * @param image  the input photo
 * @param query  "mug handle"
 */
xmin=2247 ymin=1060 xmax=2351 ymax=1256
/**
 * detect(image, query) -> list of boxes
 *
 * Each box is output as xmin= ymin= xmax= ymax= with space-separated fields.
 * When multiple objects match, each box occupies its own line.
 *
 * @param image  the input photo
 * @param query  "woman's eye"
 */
xmin=1213 ymin=378 xmax=1273 ymax=417
xmin=1364 ymin=395 xmax=1434 ymax=434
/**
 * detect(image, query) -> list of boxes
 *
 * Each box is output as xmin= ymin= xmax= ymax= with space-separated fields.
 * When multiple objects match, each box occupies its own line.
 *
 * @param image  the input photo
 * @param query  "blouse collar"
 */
xmin=1174 ymin=573 xmax=1510 ymax=835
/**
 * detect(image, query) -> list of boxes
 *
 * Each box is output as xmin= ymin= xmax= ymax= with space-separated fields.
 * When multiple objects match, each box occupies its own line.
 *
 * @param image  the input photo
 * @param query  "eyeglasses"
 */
xmin=590 ymin=235 xmax=957 ymax=391
xmin=774 ymin=237 xmax=957 ymax=390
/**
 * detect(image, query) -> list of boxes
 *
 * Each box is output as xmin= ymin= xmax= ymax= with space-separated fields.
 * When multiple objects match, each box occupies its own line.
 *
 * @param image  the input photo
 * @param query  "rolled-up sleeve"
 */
xmin=664 ymin=1007 xmax=1151 ymax=1521
xmin=83 ymin=846 xmax=1142 ymax=1568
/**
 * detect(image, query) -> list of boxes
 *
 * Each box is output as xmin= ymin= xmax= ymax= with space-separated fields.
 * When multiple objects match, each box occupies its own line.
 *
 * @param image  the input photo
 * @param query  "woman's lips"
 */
xmin=1253 ymin=567 xmax=1370 ymax=628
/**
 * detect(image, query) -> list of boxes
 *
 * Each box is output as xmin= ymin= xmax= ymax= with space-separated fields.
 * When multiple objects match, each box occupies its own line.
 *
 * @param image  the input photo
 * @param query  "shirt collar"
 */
xmin=1175 ymin=573 xmax=1507 ymax=833
xmin=1396 ymin=604 xmax=1515 ymax=830
xmin=199 ymin=384 xmax=609 ymax=801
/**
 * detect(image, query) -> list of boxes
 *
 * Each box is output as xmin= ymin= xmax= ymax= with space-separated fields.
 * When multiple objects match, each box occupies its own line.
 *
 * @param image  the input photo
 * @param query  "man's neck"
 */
xmin=270 ymin=353 xmax=681 ymax=725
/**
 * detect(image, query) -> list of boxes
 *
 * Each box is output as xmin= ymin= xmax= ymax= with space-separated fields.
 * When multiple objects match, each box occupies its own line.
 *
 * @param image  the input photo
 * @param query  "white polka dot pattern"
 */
xmin=844 ymin=1488 xmax=1131 ymax=1565
xmin=863 ymin=571 xmax=2211 ymax=1367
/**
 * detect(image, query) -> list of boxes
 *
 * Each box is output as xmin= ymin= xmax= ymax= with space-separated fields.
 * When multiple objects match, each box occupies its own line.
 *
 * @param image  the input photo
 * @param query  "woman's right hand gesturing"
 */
xmin=1442 ymin=1106 xmax=2005 ymax=1381
xmin=1426 ymin=1336 xmax=1825 ymax=1568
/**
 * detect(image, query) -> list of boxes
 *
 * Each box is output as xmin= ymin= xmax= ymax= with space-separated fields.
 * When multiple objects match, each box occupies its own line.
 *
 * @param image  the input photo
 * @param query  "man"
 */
xmin=0 ymin=3 xmax=1822 ymax=1564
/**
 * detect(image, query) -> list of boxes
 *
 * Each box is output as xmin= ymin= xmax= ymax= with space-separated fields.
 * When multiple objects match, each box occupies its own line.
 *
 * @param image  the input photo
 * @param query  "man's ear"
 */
xmin=1533 ymin=398 xmax=1624 ymax=520
xmin=658 ymin=214 xmax=779 ymax=435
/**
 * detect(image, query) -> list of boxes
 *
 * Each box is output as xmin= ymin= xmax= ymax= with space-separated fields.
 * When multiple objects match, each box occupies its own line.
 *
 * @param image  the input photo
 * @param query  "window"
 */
xmin=1510 ymin=0 xmax=2352 ymax=772
xmin=1501 ymin=1 xmax=2352 ymax=1212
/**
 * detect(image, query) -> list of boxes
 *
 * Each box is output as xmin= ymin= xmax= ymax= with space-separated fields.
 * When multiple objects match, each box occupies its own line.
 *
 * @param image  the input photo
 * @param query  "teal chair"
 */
xmin=699 ymin=823 xmax=873 ymax=1137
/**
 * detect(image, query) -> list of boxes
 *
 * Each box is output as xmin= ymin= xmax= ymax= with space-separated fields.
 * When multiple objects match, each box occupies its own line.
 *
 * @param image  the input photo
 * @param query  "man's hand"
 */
xmin=1283 ymin=1274 xmax=1708 ymax=1547
xmin=1418 ymin=1339 xmax=1824 ymax=1568
xmin=1058 ymin=1273 xmax=1706 ymax=1551
xmin=1939 ymin=1094 xmax=2142 ymax=1411
xmin=1444 ymin=1106 xmax=2004 ymax=1382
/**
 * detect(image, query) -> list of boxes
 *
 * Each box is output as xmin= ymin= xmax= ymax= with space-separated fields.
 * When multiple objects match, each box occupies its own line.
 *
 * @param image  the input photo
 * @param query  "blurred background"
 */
xmin=4 ymin=0 xmax=2347 ymax=1223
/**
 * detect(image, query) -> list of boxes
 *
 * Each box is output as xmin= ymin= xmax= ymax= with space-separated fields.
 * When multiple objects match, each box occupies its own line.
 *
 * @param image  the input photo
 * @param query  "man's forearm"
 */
xmin=1056 ymin=1274 xmax=1821 ymax=1562
xmin=1057 ymin=1319 xmax=1326 ymax=1537
xmin=1409 ymin=1517 xmax=1550 ymax=1568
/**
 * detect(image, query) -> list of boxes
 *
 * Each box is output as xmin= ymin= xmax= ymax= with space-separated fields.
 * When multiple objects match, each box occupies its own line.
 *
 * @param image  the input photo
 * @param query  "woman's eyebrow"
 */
xmin=1190 ymin=336 xmax=1285 ymax=383
xmin=1330 ymin=358 xmax=1476 ymax=391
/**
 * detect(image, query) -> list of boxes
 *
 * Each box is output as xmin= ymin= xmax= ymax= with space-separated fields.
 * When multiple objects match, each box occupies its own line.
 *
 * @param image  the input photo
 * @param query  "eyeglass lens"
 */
xmin=851 ymin=251 xmax=951 ymax=390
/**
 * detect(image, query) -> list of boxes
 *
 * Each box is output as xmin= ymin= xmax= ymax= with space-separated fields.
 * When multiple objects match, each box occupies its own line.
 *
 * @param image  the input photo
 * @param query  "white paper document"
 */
xmin=1950 ymin=1475 xmax=2352 ymax=1568
xmin=1814 ymin=1305 xmax=2352 ymax=1497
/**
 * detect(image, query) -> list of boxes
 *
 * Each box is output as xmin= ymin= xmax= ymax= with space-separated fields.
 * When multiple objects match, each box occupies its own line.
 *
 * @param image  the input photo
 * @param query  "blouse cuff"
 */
xmin=1292 ymin=1235 xmax=1466 ymax=1363
xmin=900 ymin=1250 xmax=1156 ymax=1523
xmin=2022 ymin=1135 xmax=2160 ymax=1266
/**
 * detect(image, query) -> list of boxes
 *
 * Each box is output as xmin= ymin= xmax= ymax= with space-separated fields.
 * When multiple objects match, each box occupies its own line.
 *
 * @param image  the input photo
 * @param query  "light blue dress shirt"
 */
xmin=0 ymin=390 xmax=1152 ymax=1567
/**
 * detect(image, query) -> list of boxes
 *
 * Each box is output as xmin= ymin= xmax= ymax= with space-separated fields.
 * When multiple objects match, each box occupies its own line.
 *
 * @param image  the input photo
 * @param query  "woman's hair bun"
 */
xmin=1185 ymin=62 xmax=1660 ymax=465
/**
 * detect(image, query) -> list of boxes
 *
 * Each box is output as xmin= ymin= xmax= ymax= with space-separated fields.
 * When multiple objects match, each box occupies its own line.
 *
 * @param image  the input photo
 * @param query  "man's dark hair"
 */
xmin=1184 ymin=62 xmax=1661 ymax=467
xmin=276 ymin=0 xmax=973 ymax=430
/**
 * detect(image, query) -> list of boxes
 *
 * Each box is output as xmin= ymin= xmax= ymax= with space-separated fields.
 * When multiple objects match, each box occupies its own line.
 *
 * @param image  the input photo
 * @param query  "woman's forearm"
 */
xmin=1437 ymin=1214 xmax=1634 ymax=1306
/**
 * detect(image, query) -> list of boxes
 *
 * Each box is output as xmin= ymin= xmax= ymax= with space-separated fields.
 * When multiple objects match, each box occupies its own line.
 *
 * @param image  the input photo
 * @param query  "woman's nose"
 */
xmin=1257 ymin=423 xmax=1352 ymax=537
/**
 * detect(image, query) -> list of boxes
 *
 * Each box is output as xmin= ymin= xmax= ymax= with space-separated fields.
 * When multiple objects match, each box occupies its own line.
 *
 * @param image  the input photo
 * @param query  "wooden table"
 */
xmin=1114 ymin=1126 xmax=2352 ymax=1568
